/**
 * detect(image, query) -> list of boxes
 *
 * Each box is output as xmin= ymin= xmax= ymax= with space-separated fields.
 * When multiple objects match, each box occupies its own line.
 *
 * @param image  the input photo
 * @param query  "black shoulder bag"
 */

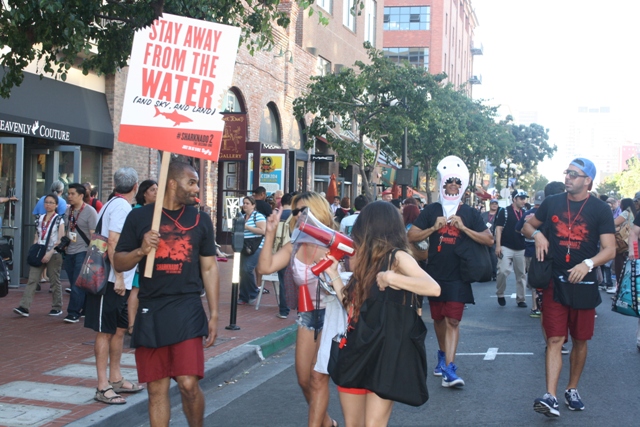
xmin=454 ymin=236 xmax=493 ymax=283
xmin=27 ymin=214 xmax=58 ymax=267
xmin=242 ymin=211 xmax=263 ymax=256
xmin=329 ymin=250 xmax=429 ymax=407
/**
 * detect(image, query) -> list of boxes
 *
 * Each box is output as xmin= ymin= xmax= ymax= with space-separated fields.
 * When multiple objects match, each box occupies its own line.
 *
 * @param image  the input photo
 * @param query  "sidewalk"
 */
xmin=0 ymin=253 xmax=297 ymax=427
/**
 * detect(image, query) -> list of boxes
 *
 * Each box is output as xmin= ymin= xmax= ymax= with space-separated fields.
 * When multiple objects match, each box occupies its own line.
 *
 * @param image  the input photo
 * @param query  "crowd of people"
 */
xmin=8 ymin=155 xmax=640 ymax=425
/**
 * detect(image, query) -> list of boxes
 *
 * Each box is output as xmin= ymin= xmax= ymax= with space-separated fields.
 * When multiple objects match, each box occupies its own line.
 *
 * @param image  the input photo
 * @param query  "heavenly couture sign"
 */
xmin=118 ymin=14 xmax=241 ymax=161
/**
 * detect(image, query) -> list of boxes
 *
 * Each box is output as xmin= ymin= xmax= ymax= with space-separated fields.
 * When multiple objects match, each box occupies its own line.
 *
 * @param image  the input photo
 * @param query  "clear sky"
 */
xmin=470 ymin=0 xmax=640 ymax=179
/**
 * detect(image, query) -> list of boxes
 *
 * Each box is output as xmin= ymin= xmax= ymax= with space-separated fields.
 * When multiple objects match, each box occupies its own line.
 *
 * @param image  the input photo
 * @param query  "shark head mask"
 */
xmin=437 ymin=155 xmax=469 ymax=218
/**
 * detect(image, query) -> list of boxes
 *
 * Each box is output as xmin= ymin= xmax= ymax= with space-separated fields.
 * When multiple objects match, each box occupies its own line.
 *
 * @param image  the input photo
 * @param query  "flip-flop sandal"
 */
xmin=109 ymin=377 xmax=144 ymax=393
xmin=94 ymin=386 xmax=126 ymax=405
xmin=262 ymin=288 xmax=270 ymax=294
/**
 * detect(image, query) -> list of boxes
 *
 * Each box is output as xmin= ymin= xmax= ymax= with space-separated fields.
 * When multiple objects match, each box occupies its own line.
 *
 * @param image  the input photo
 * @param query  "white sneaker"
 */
xmin=606 ymin=287 xmax=616 ymax=294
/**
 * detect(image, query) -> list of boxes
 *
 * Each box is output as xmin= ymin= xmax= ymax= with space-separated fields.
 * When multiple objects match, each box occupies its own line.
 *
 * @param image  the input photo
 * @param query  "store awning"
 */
xmin=0 ymin=70 xmax=114 ymax=149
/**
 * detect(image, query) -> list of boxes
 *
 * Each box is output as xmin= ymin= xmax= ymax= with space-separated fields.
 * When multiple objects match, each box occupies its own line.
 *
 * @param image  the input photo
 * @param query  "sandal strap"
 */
xmin=97 ymin=385 xmax=115 ymax=393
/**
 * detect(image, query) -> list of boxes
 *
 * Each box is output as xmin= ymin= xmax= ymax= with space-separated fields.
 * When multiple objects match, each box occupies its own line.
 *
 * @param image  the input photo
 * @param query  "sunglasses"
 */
xmin=291 ymin=206 xmax=308 ymax=216
xmin=444 ymin=177 xmax=462 ymax=185
xmin=563 ymin=170 xmax=588 ymax=179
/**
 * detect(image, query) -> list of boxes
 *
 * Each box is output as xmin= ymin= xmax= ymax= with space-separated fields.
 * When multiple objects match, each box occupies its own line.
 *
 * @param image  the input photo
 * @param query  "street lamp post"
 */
xmin=402 ymin=119 xmax=408 ymax=200
xmin=499 ymin=159 xmax=520 ymax=200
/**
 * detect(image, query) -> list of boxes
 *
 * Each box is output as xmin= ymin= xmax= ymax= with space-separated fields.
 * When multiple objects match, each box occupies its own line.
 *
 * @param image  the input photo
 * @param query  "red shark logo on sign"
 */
xmin=154 ymin=106 xmax=193 ymax=127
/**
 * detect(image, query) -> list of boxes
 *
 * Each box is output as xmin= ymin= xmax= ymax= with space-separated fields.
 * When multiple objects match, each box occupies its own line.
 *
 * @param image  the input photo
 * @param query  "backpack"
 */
xmin=273 ymin=215 xmax=292 ymax=253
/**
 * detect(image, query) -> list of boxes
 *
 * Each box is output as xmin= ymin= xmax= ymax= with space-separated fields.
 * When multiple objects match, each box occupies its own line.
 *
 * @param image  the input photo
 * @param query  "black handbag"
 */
xmin=27 ymin=214 xmax=58 ymax=267
xmin=242 ymin=237 xmax=263 ymax=256
xmin=241 ymin=212 xmax=263 ymax=256
xmin=528 ymin=253 xmax=553 ymax=289
xmin=454 ymin=236 xmax=492 ymax=283
xmin=0 ymin=257 xmax=8 ymax=298
xmin=329 ymin=250 xmax=429 ymax=407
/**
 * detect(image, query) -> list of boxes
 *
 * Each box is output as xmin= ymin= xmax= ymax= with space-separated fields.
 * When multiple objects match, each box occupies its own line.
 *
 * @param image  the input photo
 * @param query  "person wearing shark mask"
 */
xmin=408 ymin=156 xmax=494 ymax=388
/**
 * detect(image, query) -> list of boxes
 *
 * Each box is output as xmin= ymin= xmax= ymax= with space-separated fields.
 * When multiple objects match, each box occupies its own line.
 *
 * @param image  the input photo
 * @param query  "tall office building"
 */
xmin=382 ymin=0 xmax=480 ymax=92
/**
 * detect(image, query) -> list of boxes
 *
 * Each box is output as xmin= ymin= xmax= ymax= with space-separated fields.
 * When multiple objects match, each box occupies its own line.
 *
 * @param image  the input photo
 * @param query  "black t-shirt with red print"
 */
xmin=495 ymin=205 xmax=526 ymax=250
xmin=117 ymin=203 xmax=216 ymax=299
xmin=413 ymin=202 xmax=487 ymax=284
xmin=534 ymin=193 xmax=615 ymax=281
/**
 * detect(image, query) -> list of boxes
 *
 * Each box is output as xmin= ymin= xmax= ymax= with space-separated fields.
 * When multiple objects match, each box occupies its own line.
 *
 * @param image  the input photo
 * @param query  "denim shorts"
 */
xmin=296 ymin=308 xmax=325 ymax=331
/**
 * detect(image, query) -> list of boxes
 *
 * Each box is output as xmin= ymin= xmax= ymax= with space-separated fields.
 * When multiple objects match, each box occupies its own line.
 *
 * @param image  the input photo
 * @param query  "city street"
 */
xmin=162 ymin=280 xmax=639 ymax=427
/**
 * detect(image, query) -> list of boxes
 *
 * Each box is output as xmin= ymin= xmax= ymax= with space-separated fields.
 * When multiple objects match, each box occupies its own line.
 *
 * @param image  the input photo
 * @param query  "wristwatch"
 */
xmin=582 ymin=259 xmax=594 ymax=272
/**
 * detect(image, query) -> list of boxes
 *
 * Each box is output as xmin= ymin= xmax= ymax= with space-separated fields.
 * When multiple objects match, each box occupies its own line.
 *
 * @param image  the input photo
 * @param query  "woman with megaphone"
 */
xmin=258 ymin=191 xmax=340 ymax=427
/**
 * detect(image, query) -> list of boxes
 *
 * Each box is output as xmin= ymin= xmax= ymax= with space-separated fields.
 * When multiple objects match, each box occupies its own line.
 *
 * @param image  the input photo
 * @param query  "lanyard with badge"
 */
xmin=68 ymin=203 xmax=85 ymax=243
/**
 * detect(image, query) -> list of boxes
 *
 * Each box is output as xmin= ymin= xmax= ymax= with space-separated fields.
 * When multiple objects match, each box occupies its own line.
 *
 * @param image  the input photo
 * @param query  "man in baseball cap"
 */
xmin=495 ymin=189 xmax=529 ymax=308
xmin=568 ymin=158 xmax=596 ymax=190
xmin=482 ymin=199 xmax=500 ymax=280
xmin=381 ymin=188 xmax=393 ymax=202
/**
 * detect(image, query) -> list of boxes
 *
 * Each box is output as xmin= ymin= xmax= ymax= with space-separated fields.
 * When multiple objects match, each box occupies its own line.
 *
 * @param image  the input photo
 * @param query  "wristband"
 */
xmin=327 ymin=276 xmax=341 ymax=283
xmin=531 ymin=230 xmax=541 ymax=239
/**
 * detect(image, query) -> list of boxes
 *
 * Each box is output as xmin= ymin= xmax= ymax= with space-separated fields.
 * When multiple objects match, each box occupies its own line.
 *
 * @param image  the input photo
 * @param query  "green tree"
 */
xmin=0 ymin=0 xmax=360 ymax=98
xmin=596 ymin=177 xmax=621 ymax=199
xmin=517 ymin=169 xmax=549 ymax=196
xmin=613 ymin=157 xmax=640 ymax=198
xmin=294 ymin=45 xmax=423 ymax=200
xmin=505 ymin=118 xmax=556 ymax=174
xmin=390 ymin=87 xmax=514 ymax=203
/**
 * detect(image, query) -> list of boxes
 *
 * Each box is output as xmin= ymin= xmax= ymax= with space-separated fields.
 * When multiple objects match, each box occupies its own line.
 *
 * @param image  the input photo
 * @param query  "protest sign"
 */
xmin=118 ymin=14 xmax=240 ymax=161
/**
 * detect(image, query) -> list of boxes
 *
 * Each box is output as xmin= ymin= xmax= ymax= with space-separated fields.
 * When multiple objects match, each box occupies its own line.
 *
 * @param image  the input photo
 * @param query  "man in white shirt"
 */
xmin=84 ymin=167 xmax=142 ymax=404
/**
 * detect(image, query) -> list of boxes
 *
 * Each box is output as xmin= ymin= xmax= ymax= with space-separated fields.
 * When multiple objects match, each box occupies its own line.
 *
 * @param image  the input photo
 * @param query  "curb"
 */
xmin=66 ymin=325 xmax=297 ymax=427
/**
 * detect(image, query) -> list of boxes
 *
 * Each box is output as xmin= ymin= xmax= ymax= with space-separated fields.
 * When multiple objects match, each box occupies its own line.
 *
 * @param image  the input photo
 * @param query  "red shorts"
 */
xmin=541 ymin=283 xmax=595 ymax=341
xmin=135 ymin=337 xmax=205 ymax=384
xmin=429 ymin=301 xmax=465 ymax=321
xmin=337 ymin=386 xmax=372 ymax=395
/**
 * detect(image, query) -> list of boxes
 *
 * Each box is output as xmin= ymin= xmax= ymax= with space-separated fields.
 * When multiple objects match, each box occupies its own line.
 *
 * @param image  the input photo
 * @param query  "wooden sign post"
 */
xmin=144 ymin=151 xmax=171 ymax=278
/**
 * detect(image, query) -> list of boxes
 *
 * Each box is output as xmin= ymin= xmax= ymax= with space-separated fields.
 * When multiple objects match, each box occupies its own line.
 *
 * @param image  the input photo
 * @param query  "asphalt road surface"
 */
xmin=152 ymin=279 xmax=640 ymax=426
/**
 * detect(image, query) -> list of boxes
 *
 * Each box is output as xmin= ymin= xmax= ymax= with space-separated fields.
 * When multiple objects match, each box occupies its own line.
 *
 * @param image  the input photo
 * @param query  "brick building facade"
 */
xmin=383 ymin=0 xmax=479 ymax=91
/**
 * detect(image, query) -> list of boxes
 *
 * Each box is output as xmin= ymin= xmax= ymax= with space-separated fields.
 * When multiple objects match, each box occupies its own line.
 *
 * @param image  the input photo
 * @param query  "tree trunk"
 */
xmin=424 ymin=157 xmax=433 ymax=204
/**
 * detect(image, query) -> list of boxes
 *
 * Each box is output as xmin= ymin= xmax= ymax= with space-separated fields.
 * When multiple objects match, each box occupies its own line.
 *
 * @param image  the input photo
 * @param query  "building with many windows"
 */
xmin=382 ymin=0 xmax=481 ymax=92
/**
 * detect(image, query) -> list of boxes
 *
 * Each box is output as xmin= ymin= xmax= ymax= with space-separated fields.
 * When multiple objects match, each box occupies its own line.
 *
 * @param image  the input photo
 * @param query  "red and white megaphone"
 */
xmin=292 ymin=209 xmax=356 ymax=275
xmin=291 ymin=208 xmax=356 ymax=311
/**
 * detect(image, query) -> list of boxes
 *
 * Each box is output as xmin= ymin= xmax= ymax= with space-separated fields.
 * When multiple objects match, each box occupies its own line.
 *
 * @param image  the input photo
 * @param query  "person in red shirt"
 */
xmin=83 ymin=182 xmax=103 ymax=212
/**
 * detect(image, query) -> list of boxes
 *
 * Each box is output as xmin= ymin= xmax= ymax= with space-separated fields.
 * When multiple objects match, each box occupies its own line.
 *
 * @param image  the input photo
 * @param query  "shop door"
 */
xmin=21 ymin=145 xmax=81 ymax=279
xmin=0 ymin=137 xmax=24 ymax=286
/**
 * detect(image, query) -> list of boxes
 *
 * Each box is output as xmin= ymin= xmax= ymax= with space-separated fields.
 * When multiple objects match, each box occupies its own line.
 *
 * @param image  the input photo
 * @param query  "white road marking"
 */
xmin=490 ymin=293 xmax=532 ymax=299
xmin=457 ymin=347 xmax=534 ymax=360
xmin=484 ymin=347 xmax=499 ymax=360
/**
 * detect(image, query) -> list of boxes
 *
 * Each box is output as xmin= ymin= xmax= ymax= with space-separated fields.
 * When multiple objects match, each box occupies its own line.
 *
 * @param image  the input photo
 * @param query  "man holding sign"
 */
xmin=114 ymin=161 xmax=220 ymax=425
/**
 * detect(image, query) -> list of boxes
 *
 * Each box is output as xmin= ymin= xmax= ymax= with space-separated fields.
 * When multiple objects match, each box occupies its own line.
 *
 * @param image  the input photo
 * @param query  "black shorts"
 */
xmin=84 ymin=282 xmax=130 ymax=334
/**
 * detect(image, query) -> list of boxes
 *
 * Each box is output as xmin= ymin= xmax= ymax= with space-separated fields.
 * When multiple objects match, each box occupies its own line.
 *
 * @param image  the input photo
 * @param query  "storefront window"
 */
xmin=58 ymin=151 xmax=75 ymax=196
xmin=296 ymin=160 xmax=306 ymax=192
xmin=0 ymin=144 xmax=17 ymax=227
xmin=35 ymin=154 xmax=47 ymax=200
xmin=80 ymin=149 xmax=101 ymax=198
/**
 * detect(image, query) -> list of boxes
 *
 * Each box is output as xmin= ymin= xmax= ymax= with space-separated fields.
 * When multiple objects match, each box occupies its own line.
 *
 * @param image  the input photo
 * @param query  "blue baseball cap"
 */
xmin=490 ymin=199 xmax=498 ymax=204
xmin=570 ymin=158 xmax=596 ymax=180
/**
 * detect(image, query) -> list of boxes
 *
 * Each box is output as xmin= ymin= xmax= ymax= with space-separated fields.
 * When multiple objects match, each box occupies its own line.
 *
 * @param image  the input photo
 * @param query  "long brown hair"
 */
xmin=344 ymin=201 xmax=410 ymax=320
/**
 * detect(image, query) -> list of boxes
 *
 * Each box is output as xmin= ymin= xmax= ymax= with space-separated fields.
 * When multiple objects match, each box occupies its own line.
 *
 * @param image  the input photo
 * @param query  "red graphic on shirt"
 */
xmin=155 ymin=223 xmax=193 ymax=274
xmin=555 ymin=212 xmax=588 ymax=250
xmin=438 ymin=224 xmax=460 ymax=245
